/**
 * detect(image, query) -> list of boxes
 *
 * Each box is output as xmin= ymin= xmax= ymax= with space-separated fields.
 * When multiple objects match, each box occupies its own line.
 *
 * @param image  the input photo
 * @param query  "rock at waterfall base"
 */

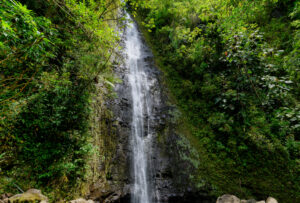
xmin=217 ymin=195 xmax=278 ymax=203
xmin=216 ymin=194 xmax=240 ymax=203
xmin=69 ymin=198 xmax=94 ymax=203
xmin=1 ymin=194 xmax=12 ymax=200
xmin=266 ymin=197 xmax=278 ymax=203
xmin=241 ymin=199 xmax=256 ymax=203
xmin=9 ymin=189 xmax=48 ymax=203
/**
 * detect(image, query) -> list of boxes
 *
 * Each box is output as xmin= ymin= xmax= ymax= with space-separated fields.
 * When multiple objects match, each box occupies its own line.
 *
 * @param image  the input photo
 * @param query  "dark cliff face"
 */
xmin=88 ymin=21 xmax=215 ymax=203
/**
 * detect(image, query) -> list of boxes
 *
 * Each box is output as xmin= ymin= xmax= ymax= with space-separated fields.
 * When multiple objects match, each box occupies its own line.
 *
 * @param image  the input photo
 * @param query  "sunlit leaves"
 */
xmin=0 ymin=0 xmax=122 ymax=195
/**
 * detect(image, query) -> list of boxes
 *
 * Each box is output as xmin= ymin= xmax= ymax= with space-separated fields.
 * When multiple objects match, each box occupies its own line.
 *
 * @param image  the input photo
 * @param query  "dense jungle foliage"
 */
xmin=1 ymin=0 xmax=300 ymax=202
xmin=0 ymin=0 xmax=121 ymax=199
xmin=129 ymin=0 xmax=299 ymax=202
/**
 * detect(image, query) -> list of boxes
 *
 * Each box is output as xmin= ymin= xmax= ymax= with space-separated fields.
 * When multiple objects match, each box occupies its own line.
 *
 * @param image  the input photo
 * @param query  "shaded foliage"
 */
xmin=0 ymin=0 xmax=121 ymax=199
xmin=131 ymin=0 xmax=300 ymax=202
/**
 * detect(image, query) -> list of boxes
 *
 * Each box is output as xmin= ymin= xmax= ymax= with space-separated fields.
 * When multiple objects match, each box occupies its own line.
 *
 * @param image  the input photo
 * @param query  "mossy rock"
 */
xmin=9 ymin=189 xmax=48 ymax=203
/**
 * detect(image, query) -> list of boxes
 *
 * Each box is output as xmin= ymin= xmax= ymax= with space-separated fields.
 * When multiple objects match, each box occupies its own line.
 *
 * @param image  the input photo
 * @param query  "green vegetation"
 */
xmin=0 ymin=0 xmax=121 ymax=200
xmin=1 ymin=0 xmax=299 ymax=202
xmin=131 ymin=0 xmax=300 ymax=202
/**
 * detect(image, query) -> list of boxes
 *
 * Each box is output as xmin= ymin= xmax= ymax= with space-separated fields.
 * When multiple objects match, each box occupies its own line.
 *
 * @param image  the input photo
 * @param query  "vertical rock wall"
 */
xmin=87 ymin=19 xmax=215 ymax=203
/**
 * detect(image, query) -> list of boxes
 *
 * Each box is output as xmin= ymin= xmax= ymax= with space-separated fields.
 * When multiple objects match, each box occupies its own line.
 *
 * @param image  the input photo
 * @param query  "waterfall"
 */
xmin=124 ymin=14 xmax=155 ymax=203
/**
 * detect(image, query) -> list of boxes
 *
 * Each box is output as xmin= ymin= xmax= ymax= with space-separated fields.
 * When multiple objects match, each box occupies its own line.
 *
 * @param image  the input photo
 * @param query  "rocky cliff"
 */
xmin=87 ymin=19 xmax=215 ymax=203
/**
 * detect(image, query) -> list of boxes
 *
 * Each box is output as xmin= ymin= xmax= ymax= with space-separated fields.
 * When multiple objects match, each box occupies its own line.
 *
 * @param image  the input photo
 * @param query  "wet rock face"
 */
xmin=88 ymin=21 xmax=214 ymax=203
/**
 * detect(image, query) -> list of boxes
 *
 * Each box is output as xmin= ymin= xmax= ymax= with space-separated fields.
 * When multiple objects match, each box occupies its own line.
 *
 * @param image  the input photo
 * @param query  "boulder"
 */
xmin=241 ymin=199 xmax=256 ymax=203
xmin=103 ymin=192 xmax=121 ymax=203
xmin=9 ymin=189 xmax=48 ymax=203
xmin=1 ymin=194 xmax=12 ymax=199
xmin=69 ymin=198 xmax=94 ymax=203
xmin=216 ymin=194 xmax=240 ymax=203
xmin=266 ymin=197 xmax=278 ymax=203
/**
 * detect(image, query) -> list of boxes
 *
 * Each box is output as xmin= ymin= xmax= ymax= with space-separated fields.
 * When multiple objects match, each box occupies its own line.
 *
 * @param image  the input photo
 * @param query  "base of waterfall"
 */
xmin=0 ymin=190 xmax=281 ymax=203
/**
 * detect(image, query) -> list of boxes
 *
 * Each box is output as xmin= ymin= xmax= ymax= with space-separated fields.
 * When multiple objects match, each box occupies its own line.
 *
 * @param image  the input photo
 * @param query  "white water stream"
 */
xmin=125 ymin=14 xmax=154 ymax=203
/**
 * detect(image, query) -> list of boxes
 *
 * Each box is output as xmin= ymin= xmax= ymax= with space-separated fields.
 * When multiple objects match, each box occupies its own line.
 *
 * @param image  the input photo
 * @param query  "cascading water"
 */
xmin=87 ymin=8 xmax=215 ymax=203
xmin=124 ymin=14 xmax=155 ymax=203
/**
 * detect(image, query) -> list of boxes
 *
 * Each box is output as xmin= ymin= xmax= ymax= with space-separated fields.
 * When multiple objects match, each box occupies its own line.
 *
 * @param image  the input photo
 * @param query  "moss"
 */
xmin=9 ymin=190 xmax=48 ymax=203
